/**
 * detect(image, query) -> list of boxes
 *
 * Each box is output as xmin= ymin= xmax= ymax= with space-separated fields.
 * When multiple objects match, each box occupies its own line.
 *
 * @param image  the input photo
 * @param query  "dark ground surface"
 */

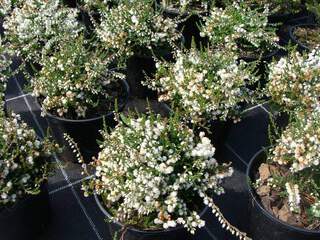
xmin=4 ymin=71 xmax=273 ymax=240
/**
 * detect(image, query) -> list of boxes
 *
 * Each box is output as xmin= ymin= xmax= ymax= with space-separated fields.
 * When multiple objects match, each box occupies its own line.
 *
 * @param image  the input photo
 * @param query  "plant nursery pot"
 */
xmin=0 ymin=183 xmax=50 ymax=240
xmin=268 ymin=9 xmax=315 ymax=25
xmin=94 ymin=193 xmax=209 ymax=240
xmin=126 ymin=55 xmax=159 ymax=99
xmin=43 ymin=79 xmax=130 ymax=163
xmin=247 ymin=149 xmax=320 ymax=240
xmin=288 ymin=23 xmax=319 ymax=52
xmin=206 ymin=119 xmax=233 ymax=158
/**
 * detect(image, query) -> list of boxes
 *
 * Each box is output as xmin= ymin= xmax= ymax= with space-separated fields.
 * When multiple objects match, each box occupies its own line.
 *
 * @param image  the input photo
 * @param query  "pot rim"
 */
xmin=288 ymin=23 xmax=319 ymax=52
xmin=37 ymin=78 xmax=130 ymax=123
xmin=246 ymin=148 xmax=320 ymax=235
xmin=94 ymin=192 xmax=209 ymax=234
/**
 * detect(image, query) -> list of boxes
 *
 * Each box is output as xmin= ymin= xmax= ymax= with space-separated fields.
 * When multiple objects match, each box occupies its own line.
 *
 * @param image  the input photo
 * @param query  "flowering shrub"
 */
xmin=144 ymin=47 xmax=258 ymax=123
xmin=96 ymin=0 xmax=181 ymax=64
xmin=3 ymin=0 xmax=82 ymax=62
xmin=157 ymin=0 xmax=210 ymax=13
xmin=0 ymin=37 xmax=11 ymax=103
xmin=0 ymin=113 xmax=59 ymax=206
xmin=242 ymin=0 xmax=303 ymax=14
xmin=255 ymin=111 xmax=320 ymax=226
xmin=82 ymin=114 xmax=249 ymax=238
xmin=200 ymin=2 xmax=279 ymax=58
xmin=32 ymin=36 xmax=125 ymax=118
xmin=267 ymin=48 xmax=320 ymax=112
xmin=0 ymin=0 xmax=21 ymax=16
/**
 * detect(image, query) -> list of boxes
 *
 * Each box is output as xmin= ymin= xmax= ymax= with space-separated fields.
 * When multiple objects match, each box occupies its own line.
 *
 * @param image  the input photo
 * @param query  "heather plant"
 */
xmin=96 ymin=0 xmax=182 ymax=65
xmin=200 ymin=1 xmax=279 ymax=58
xmin=31 ymin=36 xmax=125 ymax=119
xmin=144 ymin=47 xmax=258 ymax=124
xmin=0 ymin=0 xmax=23 ymax=16
xmin=157 ymin=0 xmax=211 ymax=13
xmin=0 ymin=112 xmax=59 ymax=206
xmin=82 ymin=113 xmax=249 ymax=238
xmin=3 ymin=0 xmax=82 ymax=63
xmin=0 ymin=37 xmax=11 ymax=103
xmin=255 ymin=111 xmax=320 ymax=228
xmin=267 ymin=48 xmax=320 ymax=113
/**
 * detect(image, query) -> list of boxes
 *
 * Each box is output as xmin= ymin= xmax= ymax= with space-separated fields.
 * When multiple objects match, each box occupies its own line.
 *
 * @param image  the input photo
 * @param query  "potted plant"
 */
xmin=267 ymin=48 xmax=320 ymax=113
xmin=96 ymin=0 xmax=182 ymax=98
xmin=0 ymin=112 xmax=59 ymax=240
xmin=199 ymin=1 xmax=281 ymax=62
xmin=288 ymin=1 xmax=320 ymax=52
xmin=31 ymin=35 xmax=129 ymax=162
xmin=247 ymin=111 xmax=320 ymax=240
xmin=3 ymin=0 xmax=82 ymax=72
xmin=0 ymin=36 xmax=12 ymax=111
xmin=143 ymin=47 xmax=259 ymax=152
xmin=81 ymin=113 xmax=250 ymax=240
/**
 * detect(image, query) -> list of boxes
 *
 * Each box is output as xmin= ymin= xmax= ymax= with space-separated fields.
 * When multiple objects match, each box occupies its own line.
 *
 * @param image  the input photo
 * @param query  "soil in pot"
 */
xmin=292 ymin=25 xmax=320 ymax=51
xmin=0 ymin=184 xmax=50 ymax=240
xmin=247 ymin=150 xmax=320 ymax=240
xmin=43 ymin=79 xmax=129 ymax=163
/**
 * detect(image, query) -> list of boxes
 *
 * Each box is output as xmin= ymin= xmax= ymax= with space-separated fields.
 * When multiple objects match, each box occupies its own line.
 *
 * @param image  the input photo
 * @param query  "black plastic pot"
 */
xmin=94 ymin=193 xmax=208 ymax=240
xmin=126 ymin=55 xmax=159 ymax=99
xmin=288 ymin=23 xmax=319 ymax=52
xmin=268 ymin=9 xmax=316 ymax=25
xmin=207 ymin=119 xmax=233 ymax=157
xmin=43 ymin=79 xmax=130 ymax=163
xmin=0 ymin=183 xmax=50 ymax=240
xmin=247 ymin=149 xmax=320 ymax=240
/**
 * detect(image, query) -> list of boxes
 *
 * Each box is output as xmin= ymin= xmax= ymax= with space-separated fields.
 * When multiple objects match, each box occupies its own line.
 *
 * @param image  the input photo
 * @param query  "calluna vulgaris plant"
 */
xmin=0 ymin=112 xmax=59 ymax=206
xmin=3 ymin=0 xmax=82 ymax=62
xmin=82 ymin=114 xmax=249 ymax=238
xmin=32 ymin=36 xmax=124 ymax=118
xmin=200 ymin=1 xmax=279 ymax=58
xmin=0 ymin=37 xmax=12 ymax=102
xmin=267 ymin=47 xmax=320 ymax=112
xmin=144 ymin=47 xmax=258 ymax=123
xmin=96 ymin=0 xmax=181 ymax=65
xmin=157 ymin=0 xmax=211 ymax=13
xmin=255 ymin=111 xmax=320 ymax=226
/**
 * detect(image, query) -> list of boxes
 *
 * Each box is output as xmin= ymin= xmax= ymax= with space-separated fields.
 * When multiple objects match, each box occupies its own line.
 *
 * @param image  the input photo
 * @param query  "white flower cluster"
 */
xmin=31 ymin=36 xmax=123 ymax=118
xmin=3 ymin=0 xmax=82 ymax=62
xmin=267 ymin=48 xmax=320 ymax=111
xmin=158 ymin=0 xmax=210 ymax=12
xmin=272 ymin=111 xmax=320 ymax=172
xmin=0 ymin=0 xmax=12 ymax=16
xmin=83 ymin=115 xmax=241 ymax=235
xmin=266 ymin=110 xmax=320 ymax=218
xmin=0 ymin=37 xmax=11 ymax=104
xmin=96 ymin=1 xmax=181 ymax=63
xmin=285 ymin=182 xmax=301 ymax=213
xmin=0 ymin=113 xmax=59 ymax=206
xmin=144 ymin=48 xmax=257 ymax=123
xmin=200 ymin=2 xmax=279 ymax=57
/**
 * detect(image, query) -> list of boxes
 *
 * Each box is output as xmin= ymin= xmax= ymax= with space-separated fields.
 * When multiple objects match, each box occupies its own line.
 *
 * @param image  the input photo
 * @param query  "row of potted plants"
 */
xmin=0 ymin=0 xmax=319 ymax=239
